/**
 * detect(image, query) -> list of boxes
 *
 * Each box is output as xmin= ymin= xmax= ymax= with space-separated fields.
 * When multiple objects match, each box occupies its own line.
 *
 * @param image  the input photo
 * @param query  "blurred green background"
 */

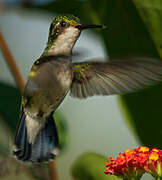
xmin=0 ymin=0 xmax=162 ymax=180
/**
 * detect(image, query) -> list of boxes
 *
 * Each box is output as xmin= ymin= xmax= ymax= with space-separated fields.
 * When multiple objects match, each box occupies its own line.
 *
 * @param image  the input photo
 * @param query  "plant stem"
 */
xmin=48 ymin=161 xmax=58 ymax=180
xmin=0 ymin=30 xmax=24 ymax=92
xmin=0 ymin=30 xmax=58 ymax=180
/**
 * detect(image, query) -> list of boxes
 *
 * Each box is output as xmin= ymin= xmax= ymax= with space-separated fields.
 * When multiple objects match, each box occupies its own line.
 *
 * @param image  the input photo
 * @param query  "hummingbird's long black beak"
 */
xmin=76 ymin=24 xmax=106 ymax=30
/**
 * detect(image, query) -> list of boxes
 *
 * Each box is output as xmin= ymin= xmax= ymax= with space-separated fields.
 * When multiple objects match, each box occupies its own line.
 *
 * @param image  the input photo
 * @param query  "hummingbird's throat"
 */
xmin=42 ymin=26 xmax=80 ymax=57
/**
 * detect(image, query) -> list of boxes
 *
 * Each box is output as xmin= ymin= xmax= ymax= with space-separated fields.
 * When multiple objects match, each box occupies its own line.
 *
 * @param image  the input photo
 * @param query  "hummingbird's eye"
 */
xmin=60 ymin=21 xmax=67 ymax=28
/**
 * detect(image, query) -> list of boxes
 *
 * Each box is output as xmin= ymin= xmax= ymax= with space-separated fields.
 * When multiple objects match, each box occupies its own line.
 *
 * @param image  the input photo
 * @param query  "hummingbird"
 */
xmin=13 ymin=14 xmax=162 ymax=163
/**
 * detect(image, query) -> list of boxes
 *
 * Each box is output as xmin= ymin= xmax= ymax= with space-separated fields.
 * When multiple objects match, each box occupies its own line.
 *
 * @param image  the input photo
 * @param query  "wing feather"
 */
xmin=71 ymin=58 xmax=162 ymax=98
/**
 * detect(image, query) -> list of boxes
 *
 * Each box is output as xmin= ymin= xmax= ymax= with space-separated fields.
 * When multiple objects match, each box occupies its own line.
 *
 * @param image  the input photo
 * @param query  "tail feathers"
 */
xmin=13 ymin=111 xmax=59 ymax=163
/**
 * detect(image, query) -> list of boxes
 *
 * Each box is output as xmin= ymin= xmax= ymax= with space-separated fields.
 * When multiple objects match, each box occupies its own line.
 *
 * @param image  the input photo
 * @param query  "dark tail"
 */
xmin=13 ymin=110 xmax=59 ymax=163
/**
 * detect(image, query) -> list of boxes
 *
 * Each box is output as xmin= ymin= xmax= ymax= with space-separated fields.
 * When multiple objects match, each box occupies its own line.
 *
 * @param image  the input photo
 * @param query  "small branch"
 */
xmin=0 ymin=30 xmax=58 ymax=180
xmin=0 ymin=31 xmax=24 ymax=92
xmin=48 ymin=161 xmax=58 ymax=180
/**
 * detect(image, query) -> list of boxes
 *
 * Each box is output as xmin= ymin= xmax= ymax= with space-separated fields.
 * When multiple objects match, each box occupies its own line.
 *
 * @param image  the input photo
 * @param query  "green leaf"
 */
xmin=83 ymin=0 xmax=162 ymax=148
xmin=120 ymin=84 xmax=162 ymax=148
xmin=90 ymin=0 xmax=159 ymax=57
xmin=71 ymin=152 xmax=121 ymax=180
xmin=118 ymin=1 xmax=162 ymax=148
xmin=88 ymin=0 xmax=162 ymax=148
xmin=132 ymin=0 xmax=162 ymax=57
xmin=0 ymin=120 xmax=11 ymax=157
xmin=0 ymin=144 xmax=9 ymax=157
xmin=25 ymin=0 xmax=89 ymax=22
xmin=54 ymin=111 xmax=68 ymax=151
xmin=0 ymin=82 xmax=21 ymax=132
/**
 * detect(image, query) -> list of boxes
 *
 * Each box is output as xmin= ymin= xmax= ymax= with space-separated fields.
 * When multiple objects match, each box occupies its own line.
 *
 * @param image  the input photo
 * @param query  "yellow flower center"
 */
xmin=139 ymin=146 xmax=149 ymax=153
xmin=149 ymin=152 xmax=159 ymax=161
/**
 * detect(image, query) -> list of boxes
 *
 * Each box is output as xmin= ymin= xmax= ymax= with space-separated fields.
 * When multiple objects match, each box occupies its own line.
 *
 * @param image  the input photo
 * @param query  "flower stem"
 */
xmin=0 ymin=30 xmax=58 ymax=180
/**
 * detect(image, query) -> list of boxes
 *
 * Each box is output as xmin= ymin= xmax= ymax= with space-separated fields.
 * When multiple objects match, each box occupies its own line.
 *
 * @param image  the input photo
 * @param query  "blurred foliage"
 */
xmin=0 ymin=157 xmax=32 ymax=180
xmin=71 ymin=152 xmax=121 ymax=180
xmin=0 ymin=118 xmax=12 ymax=157
xmin=54 ymin=111 xmax=68 ymax=151
xmin=119 ymin=0 xmax=162 ymax=148
xmin=27 ymin=164 xmax=50 ymax=180
xmin=0 ymin=83 xmax=21 ymax=131
xmin=133 ymin=0 xmax=162 ymax=57
xmin=1 ymin=0 xmax=162 ymax=179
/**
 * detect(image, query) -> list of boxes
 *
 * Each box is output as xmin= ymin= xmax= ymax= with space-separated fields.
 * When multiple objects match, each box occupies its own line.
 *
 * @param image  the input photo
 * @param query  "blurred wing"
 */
xmin=70 ymin=59 xmax=162 ymax=98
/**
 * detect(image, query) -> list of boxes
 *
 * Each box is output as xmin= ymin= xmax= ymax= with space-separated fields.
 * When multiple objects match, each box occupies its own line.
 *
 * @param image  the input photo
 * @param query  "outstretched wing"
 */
xmin=70 ymin=58 xmax=162 ymax=99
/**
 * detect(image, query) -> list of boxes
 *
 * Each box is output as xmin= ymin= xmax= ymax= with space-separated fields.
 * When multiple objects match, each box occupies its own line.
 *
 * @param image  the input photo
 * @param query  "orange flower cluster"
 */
xmin=105 ymin=147 xmax=162 ymax=180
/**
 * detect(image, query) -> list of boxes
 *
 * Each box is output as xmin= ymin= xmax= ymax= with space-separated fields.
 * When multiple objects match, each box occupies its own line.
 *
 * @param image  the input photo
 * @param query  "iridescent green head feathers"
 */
xmin=53 ymin=14 xmax=80 ymax=26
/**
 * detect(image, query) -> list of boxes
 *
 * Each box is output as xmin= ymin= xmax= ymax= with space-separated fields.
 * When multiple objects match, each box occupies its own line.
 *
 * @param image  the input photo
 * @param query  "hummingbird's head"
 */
xmin=48 ymin=14 xmax=80 ymax=42
xmin=44 ymin=14 xmax=105 ymax=56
